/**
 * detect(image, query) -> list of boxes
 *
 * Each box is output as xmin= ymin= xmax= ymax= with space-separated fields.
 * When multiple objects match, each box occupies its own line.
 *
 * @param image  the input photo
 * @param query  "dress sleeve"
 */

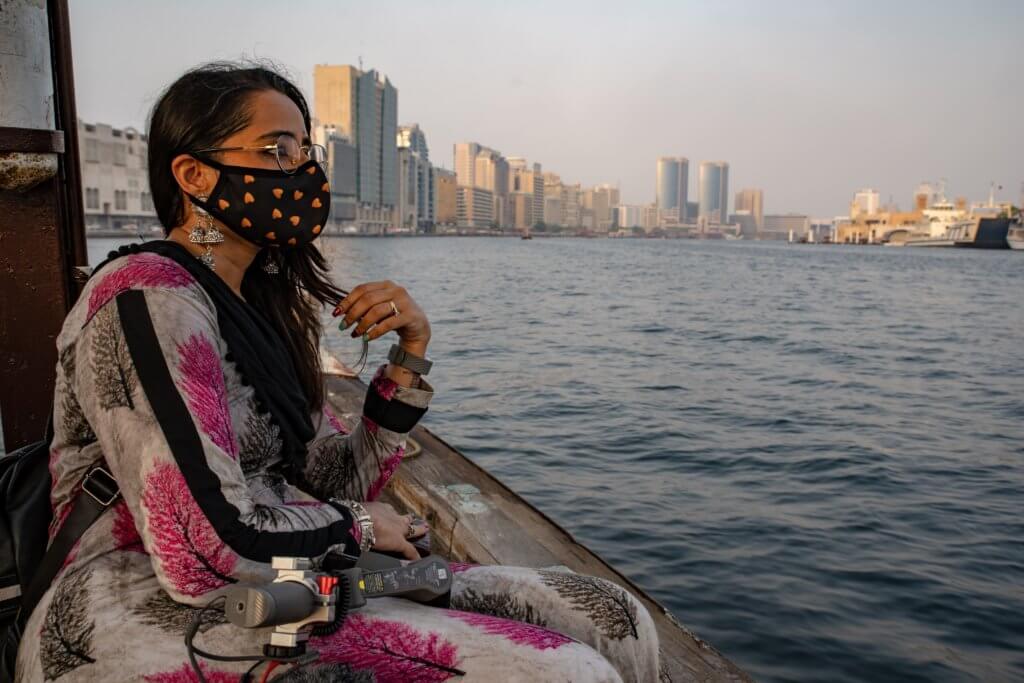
xmin=75 ymin=287 xmax=360 ymax=604
xmin=304 ymin=364 xmax=434 ymax=502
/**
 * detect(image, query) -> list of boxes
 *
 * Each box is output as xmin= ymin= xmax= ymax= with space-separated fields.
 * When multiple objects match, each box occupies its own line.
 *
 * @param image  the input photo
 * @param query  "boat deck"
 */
xmin=323 ymin=369 xmax=751 ymax=682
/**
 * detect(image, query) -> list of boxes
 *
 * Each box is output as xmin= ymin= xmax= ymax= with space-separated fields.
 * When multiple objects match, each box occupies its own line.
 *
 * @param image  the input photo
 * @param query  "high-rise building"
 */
xmin=583 ymin=184 xmax=620 ymax=232
xmin=454 ymin=142 xmax=511 ymax=227
xmin=508 ymin=157 xmax=543 ymax=230
xmin=656 ymin=157 xmax=689 ymax=223
xmin=397 ymin=124 xmax=434 ymax=232
xmin=434 ymin=168 xmax=457 ymax=226
xmin=314 ymin=124 xmax=357 ymax=231
xmin=698 ymin=161 xmax=729 ymax=225
xmin=313 ymin=64 xmax=398 ymax=233
xmin=456 ymin=186 xmax=494 ymax=228
xmin=734 ymin=188 xmax=764 ymax=230
xmin=78 ymin=121 xmax=158 ymax=232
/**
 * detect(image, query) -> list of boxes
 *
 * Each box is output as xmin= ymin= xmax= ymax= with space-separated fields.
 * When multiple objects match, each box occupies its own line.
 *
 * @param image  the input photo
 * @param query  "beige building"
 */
xmin=734 ymin=188 xmax=764 ymax=230
xmin=457 ymin=186 xmax=494 ymax=228
xmin=79 ymin=121 xmax=159 ymax=232
xmin=313 ymin=64 xmax=398 ymax=233
xmin=434 ymin=168 xmax=457 ymax=226
xmin=454 ymin=142 xmax=511 ymax=227
xmin=508 ymin=157 xmax=544 ymax=230
xmin=582 ymin=184 xmax=620 ymax=232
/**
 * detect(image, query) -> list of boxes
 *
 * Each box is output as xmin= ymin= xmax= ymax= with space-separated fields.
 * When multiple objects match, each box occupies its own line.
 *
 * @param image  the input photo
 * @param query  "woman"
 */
xmin=16 ymin=62 xmax=658 ymax=682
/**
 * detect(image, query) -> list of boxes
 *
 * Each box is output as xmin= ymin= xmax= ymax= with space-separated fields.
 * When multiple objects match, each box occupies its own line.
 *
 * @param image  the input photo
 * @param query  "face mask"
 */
xmin=188 ymin=158 xmax=331 ymax=249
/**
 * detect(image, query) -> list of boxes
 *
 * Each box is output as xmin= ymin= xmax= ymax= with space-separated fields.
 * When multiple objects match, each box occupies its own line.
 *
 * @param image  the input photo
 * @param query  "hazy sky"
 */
xmin=70 ymin=0 xmax=1022 ymax=217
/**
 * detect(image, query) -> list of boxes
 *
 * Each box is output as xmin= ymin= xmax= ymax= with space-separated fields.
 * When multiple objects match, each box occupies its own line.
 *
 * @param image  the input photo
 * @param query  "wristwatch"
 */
xmin=387 ymin=343 xmax=432 ymax=376
xmin=332 ymin=498 xmax=374 ymax=553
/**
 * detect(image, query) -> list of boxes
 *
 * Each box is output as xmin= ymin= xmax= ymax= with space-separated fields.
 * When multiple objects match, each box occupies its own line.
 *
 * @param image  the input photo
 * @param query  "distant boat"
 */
xmin=1007 ymin=217 xmax=1024 ymax=250
xmin=521 ymin=232 xmax=533 ymax=240
xmin=904 ymin=216 xmax=1011 ymax=249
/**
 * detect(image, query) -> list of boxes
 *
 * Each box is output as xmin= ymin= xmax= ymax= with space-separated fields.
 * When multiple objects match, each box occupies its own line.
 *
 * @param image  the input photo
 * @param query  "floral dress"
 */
xmin=15 ymin=250 xmax=659 ymax=682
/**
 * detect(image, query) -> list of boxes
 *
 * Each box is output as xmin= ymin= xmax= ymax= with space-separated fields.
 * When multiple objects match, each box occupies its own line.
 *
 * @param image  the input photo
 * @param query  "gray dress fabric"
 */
xmin=15 ymin=251 xmax=659 ymax=682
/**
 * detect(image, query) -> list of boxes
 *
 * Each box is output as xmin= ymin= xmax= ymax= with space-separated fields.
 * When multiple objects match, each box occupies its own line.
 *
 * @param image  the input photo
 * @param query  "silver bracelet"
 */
xmin=332 ymin=498 xmax=374 ymax=553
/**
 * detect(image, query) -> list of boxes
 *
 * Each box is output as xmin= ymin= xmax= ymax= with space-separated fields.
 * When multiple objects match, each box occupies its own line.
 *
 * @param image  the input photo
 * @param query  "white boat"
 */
xmin=1008 ymin=218 xmax=1024 ymax=250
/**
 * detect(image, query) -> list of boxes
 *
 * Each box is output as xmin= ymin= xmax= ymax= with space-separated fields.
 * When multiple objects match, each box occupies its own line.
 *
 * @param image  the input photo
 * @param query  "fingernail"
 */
xmin=350 ymin=329 xmax=357 ymax=338
xmin=338 ymin=320 xmax=349 ymax=331
xmin=362 ymin=333 xmax=369 ymax=343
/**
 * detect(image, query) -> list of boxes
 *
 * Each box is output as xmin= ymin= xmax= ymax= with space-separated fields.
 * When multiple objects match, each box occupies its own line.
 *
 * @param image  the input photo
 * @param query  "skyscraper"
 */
xmin=734 ymin=188 xmax=764 ymax=230
xmin=454 ymin=142 xmax=510 ymax=227
xmin=698 ymin=162 xmax=729 ymax=225
xmin=656 ymin=157 xmax=689 ymax=223
xmin=313 ymin=64 xmax=398 ymax=233
xmin=397 ymin=125 xmax=434 ymax=232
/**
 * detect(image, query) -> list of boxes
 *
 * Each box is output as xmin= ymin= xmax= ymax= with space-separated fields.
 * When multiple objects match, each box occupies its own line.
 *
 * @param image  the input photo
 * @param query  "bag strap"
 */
xmin=17 ymin=466 xmax=120 ymax=625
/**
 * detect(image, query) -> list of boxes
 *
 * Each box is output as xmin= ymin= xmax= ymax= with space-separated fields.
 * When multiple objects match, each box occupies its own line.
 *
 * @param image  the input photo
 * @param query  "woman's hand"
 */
xmin=334 ymin=280 xmax=431 ymax=353
xmin=363 ymin=501 xmax=428 ymax=561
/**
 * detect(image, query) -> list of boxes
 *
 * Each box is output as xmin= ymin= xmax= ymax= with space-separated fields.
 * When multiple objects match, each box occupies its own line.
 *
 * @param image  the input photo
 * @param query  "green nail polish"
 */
xmin=362 ymin=333 xmax=369 ymax=343
xmin=338 ymin=320 xmax=347 ymax=331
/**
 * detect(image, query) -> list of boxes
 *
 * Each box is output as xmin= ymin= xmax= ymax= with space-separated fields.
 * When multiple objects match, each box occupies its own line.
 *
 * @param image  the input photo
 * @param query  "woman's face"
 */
xmin=215 ymin=89 xmax=310 ymax=172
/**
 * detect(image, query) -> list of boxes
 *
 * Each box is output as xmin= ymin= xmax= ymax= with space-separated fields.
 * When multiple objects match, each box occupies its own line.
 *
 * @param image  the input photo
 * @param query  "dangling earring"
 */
xmin=189 ymin=196 xmax=225 ymax=270
xmin=262 ymin=249 xmax=280 ymax=275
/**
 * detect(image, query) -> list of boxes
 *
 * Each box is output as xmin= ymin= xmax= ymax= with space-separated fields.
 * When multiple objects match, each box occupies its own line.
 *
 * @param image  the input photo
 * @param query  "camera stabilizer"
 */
xmin=185 ymin=553 xmax=453 ymax=683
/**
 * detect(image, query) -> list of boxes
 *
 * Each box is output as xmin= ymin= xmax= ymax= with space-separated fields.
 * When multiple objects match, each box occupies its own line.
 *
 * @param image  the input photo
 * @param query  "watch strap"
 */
xmin=388 ymin=343 xmax=432 ymax=376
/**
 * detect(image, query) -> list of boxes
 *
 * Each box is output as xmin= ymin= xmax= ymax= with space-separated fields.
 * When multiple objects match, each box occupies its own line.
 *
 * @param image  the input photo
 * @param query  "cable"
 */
xmin=259 ymin=660 xmax=282 ymax=683
xmin=185 ymin=596 xmax=313 ymax=683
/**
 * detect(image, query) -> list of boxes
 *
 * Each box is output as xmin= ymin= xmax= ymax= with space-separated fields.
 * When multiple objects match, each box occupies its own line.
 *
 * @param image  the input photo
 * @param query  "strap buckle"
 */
xmin=82 ymin=466 xmax=120 ymax=507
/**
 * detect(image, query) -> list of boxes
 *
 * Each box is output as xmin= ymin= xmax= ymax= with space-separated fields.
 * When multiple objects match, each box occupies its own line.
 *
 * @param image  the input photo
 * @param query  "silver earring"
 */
xmin=189 ymin=197 xmax=225 ymax=270
xmin=262 ymin=250 xmax=280 ymax=275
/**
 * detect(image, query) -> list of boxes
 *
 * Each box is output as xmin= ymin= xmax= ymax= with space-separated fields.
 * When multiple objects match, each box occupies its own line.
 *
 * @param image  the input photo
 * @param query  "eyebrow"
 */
xmin=255 ymin=129 xmax=312 ymax=145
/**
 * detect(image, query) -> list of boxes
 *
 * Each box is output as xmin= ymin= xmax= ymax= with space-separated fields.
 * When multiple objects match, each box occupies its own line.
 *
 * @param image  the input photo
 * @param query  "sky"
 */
xmin=70 ymin=0 xmax=1023 ymax=217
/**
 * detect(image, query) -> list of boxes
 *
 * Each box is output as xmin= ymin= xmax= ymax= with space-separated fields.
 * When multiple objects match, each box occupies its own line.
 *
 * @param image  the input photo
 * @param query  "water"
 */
xmin=89 ymin=237 xmax=1024 ymax=683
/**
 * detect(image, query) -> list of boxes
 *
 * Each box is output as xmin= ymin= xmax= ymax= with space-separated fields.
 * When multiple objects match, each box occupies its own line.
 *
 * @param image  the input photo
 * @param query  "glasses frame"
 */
xmin=192 ymin=134 xmax=327 ymax=175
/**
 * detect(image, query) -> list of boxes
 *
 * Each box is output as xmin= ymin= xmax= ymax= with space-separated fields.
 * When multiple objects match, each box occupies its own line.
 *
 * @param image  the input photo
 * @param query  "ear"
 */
xmin=170 ymin=154 xmax=219 ymax=203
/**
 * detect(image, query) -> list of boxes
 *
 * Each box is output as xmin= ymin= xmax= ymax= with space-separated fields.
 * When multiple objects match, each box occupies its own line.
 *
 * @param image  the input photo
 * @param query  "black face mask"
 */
xmin=188 ymin=158 xmax=331 ymax=248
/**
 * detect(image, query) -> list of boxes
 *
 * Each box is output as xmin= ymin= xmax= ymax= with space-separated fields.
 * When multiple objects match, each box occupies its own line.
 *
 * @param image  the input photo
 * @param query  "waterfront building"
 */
xmin=730 ymin=210 xmax=758 ymax=239
xmin=79 ymin=120 xmax=158 ymax=232
xmin=434 ymin=168 xmax=457 ymax=226
xmin=543 ymin=173 xmax=565 ymax=227
xmin=313 ymin=64 xmax=398 ymax=233
xmin=734 ymin=188 xmax=764 ymax=230
xmin=642 ymin=205 xmax=659 ymax=231
xmin=763 ymin=214 xmax=810 ymax=241
xmin=686 ymin=201 xmax=699 ymax=222
xmin=314 ymin=124 xmax=358 ymax=232
xmin=456 ymin=186 xmax=494 ymax=228
xmin=455 ymin=142 xmax=511 ymax=227
xmin=656 ymin=157 xmax=689 ymax=223
xmin=851 ymin=188 xmax=880 ymax=218
xmin=397 ymin=124 xmax=434 ymax=232
xmin=508 ymin=157 xmax=544 ymax=229
xmin=698 ymin=161 xmax=729 ymax=224
xmin=617 ymin=204 xmax=645 ymax=229
xmin=583 ymin=184 xmax=620 ymax=232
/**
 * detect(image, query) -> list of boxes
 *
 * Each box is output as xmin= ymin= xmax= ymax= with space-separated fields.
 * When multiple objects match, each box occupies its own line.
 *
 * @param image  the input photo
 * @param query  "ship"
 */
xmin=1007 ymin=216 xmax=1024 ymax=250
xmin=903 ymin=216 xmax=1011 ymax=249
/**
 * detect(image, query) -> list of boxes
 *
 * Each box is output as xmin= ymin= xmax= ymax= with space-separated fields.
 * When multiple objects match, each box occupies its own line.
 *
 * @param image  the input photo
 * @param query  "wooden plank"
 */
xmin=325 ymin=373 xmax=751 ymax=683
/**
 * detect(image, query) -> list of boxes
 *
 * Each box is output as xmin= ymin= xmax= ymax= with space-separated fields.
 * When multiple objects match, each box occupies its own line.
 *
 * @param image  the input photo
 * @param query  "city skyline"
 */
xmin=70 ymin=1 xmax=1022 ymax=217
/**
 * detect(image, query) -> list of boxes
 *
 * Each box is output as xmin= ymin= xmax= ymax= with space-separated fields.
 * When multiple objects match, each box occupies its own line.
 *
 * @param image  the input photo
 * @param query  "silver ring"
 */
xmin=389 ymin=301 xmax=400 ymax=317
xmin=406 ymin=522 xmax=417 ymax=539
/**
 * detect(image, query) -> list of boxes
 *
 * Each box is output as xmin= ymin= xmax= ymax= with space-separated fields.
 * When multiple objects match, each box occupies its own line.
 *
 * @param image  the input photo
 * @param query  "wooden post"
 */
xmin=0 ymin=0 xmax=86 ymax=449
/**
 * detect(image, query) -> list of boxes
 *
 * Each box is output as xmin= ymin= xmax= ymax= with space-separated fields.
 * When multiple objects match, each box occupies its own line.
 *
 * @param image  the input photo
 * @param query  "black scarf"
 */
xmin=96 ymin=241 xmax=314 ymax=475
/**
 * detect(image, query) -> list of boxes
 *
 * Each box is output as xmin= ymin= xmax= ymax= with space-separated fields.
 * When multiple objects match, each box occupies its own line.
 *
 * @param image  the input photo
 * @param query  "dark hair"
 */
xmin=147 ymin=61 xmax=344 ymax=411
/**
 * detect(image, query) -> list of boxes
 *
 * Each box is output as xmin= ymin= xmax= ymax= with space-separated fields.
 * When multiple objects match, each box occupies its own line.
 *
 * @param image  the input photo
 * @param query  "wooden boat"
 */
xmin=0 ymin=2 xmax=749 ymax=679
xmin=321 ymin=356 xmax=750 ymax=682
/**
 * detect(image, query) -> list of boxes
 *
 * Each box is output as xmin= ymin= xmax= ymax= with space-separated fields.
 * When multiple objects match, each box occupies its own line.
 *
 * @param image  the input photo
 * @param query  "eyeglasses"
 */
xmin=192 ymin=133 xmax=327 ymax=175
